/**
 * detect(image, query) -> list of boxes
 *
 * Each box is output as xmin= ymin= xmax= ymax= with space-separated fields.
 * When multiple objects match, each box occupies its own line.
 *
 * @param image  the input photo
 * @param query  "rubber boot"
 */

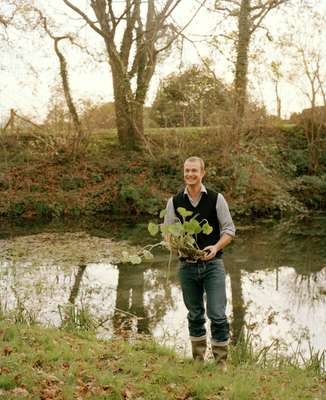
xmin=191 ymin=338 xmax=207 ymax=361
xmin=212 ymin=344 xmax=228 ymax=371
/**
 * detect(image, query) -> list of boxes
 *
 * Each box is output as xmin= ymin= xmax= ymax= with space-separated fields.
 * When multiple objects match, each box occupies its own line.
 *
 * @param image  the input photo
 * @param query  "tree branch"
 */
xmin=156 ymin=0 xmax=206 ymax=54
xmin=250 ymin=0 xmax=289 ymax=33
xmin=0 ymin=15 xmax=8 ymax=27
xmin=62 ymin=0 xmax=105 ymax=38
xmin=120 ymin=0 xmax=139 ymax=67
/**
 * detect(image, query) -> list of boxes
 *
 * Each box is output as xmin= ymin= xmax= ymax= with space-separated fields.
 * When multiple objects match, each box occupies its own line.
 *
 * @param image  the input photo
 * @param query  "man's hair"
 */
xmin=184 ymin=156 xmax=205 ymax=171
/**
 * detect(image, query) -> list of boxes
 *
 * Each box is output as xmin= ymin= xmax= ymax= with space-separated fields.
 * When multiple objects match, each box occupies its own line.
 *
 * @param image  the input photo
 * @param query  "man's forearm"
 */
xmin=214 ymin=233 xmax=233 ymax=253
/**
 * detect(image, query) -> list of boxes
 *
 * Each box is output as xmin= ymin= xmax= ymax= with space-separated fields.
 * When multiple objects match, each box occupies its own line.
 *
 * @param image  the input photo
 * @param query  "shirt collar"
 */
xmin=184 ymin=183 xmax=207 ymax=197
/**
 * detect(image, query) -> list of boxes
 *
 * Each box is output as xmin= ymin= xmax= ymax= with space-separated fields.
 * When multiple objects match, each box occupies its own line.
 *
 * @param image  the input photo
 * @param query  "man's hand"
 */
xmin=201 ymin=244 xmax=218 ymax=261
xmin=201 ymin=234 xmax=234 ymax=261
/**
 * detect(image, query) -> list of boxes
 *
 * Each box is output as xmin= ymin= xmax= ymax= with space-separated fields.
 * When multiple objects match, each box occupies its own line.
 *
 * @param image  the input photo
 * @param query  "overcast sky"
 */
xmin=1 ymin=0 xmax=325 ymax=124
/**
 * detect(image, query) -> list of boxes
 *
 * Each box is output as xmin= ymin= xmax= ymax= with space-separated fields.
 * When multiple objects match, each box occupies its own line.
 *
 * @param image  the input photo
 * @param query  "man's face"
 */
xmin=183 ymin=160 xmax=205 ymax=187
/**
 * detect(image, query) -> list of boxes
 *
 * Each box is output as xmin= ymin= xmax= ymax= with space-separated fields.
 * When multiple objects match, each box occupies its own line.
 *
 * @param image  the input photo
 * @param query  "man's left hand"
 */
xmin=201 ymin=245 xmax=218 ymax=261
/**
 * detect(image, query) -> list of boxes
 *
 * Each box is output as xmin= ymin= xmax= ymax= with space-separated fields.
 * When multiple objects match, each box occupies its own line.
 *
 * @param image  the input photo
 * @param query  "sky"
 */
xmin=1 ymin=0 xmax=325 ymax=125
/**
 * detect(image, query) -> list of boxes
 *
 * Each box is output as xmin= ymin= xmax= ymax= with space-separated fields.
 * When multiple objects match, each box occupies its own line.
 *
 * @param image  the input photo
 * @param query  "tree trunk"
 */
xmin=275 ymin=81 xmax=282 ymax=119
xmin=306 ymin=117 xmax=319 ymax=174
xmin=276 ymin=96 xmax=281 ymax=119
xmin=105 ymin=31 xmax=147 ymax=150
xmin=302 ymin=108 xmax=320 ymax=174
xmin=111 ymin=70 xmax=144 ymax=150
xmin=234 ymin=0 xmax=250 ymax=122
xmin=308 ymin=142 xmax=319 ymax=174
xmin=114 ymin=95 xmax=144 ymax=150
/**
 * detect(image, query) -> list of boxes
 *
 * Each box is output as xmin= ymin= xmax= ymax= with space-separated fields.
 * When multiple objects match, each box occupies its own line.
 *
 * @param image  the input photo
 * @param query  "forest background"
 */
xmin=0 ymin=0 xmax=325 ymax=223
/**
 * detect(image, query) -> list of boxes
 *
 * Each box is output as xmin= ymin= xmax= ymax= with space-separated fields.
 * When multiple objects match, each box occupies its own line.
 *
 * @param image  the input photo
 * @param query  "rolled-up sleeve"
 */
xmin=163 ymin=197 xmax=177 ymax=225
xmin=216 ymin=194 xmax=236 ymax=237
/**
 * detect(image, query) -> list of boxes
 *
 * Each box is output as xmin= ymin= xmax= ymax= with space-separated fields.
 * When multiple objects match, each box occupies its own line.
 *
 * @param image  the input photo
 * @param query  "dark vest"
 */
xmin=172 ymin=188 xmax=222 ymax=257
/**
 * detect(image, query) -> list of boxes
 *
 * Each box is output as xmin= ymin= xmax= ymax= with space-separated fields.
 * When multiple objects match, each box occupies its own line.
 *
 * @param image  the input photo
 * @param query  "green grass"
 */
xmin=0 ymin=321 xmax=325 ymax=399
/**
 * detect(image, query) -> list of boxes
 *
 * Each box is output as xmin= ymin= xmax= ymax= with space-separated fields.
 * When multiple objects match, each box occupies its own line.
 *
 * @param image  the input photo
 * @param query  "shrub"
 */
xmin=60 ymin=175 xmax=85 ymax=191
xmin=290 ymin=175 xmax=326 ymax=209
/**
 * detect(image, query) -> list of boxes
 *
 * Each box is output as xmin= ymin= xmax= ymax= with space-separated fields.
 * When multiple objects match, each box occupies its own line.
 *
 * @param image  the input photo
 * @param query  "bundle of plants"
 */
xmin=120 ymin=207 xmax=213 ymax=264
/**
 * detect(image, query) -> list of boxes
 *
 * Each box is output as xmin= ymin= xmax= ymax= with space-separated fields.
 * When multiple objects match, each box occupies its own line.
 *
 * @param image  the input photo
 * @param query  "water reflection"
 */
xmin=68 ymin=263 xmax=87 ymax=304
xmin=0 ymin=217 xmax=325 ymax=358
xmin=227 ymin=265 xmax=245 ymax=344
xmin=113 ymin=264 xmax=149 ymax=335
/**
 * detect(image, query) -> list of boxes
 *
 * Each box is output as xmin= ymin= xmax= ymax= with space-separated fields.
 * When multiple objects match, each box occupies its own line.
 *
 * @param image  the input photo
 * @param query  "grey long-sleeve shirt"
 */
xmin=164 ymin=184 xmax=236 ymax=237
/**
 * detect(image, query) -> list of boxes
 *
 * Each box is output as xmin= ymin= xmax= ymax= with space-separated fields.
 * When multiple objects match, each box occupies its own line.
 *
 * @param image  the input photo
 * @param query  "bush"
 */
xmin=116 ymin=176 xmax=162 ymax=216
xmin=290 ymin=175 xmax=326 ymax=209
xmin=60 ymin=175 xmax=85 ymax=191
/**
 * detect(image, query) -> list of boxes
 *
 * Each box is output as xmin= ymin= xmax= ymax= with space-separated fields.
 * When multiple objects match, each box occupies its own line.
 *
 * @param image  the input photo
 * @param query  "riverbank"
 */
xmin=0 ymin=321 xmax=325 ymax=400
xmin=0 ymin=126 xmax=325 ymax=222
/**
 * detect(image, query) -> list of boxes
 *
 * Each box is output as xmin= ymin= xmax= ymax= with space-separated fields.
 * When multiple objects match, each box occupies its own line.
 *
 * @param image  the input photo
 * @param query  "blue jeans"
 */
xmin=178 ymin=258 xmax=229 ymax=343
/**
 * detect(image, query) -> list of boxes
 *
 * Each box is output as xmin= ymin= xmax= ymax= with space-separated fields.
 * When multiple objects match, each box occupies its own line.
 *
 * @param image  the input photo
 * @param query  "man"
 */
xmin=164 ymin=156 xmax=235 ymax=367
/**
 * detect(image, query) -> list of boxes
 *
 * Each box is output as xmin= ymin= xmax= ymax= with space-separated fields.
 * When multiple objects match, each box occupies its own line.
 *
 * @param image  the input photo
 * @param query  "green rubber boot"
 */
xmin=191 ymin=338 xmax=207 ymax=361
xmin=212 ymin=344 xmax=228 ymax=371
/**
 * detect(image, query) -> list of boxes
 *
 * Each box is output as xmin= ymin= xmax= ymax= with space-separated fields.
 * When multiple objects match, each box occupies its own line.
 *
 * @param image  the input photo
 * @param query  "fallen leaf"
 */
xmin=12 ymin=387 xmax=29 ymax=397
xmin=3 ymin=346 xmax=13 ymax=356
xmin=46 ymin=375 xmax=60 ymax=384
xmin=122 ymin=387 xmax=133 ymax=399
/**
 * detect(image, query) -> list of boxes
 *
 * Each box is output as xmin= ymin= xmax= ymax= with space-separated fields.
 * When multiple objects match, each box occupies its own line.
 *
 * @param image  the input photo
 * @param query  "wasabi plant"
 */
xmin=120 ymin=207 xmax=213 ymax=264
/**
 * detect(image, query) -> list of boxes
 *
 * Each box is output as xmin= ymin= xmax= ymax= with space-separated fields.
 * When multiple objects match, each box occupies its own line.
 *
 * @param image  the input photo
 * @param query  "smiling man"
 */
xmin=164 ymin=156 xmax=235 ymax=368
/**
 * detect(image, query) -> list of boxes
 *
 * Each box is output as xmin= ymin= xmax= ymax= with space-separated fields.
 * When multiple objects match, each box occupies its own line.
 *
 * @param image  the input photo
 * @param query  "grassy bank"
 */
xmin=0 ymin=126 xmax=325 ymax=222
xmin=0 ymin=321 xmax=325 ymax=400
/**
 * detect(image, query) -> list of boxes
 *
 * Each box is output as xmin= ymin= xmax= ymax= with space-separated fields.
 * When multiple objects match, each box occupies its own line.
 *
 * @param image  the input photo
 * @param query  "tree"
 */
xmin=44 ymin=83 xmax=71 ymax=136
xmin=38 ymin=11 xmax=86 ymax=156
xmin=297 ymin=48 xmax=325 ymax=174
xmin=80 ymin=101 xmax=116 ymax=132
xmin=269 ymin=61 xmax=283 ymax=119
xmin=280 ymin=4 xmax=326 ymax=173
xmin=62 ymin=0 xmax=188 ymax=150
xmin=151 ymin=64 xmax=230 ymax=127
xmin=214 ymin=0 xmax=289 ymax=130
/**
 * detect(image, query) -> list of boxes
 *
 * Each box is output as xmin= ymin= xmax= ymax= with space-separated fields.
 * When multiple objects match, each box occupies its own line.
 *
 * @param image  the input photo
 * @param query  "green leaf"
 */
xmin=159 ymin=209 xmax=167 ymax=219
xmin=177 ymin=207 xmax=193 ymax=218
xmin=183 ymin=219 xmax=201 ymax=235
xmin=202 ymin=222 xmax=213 ymax=235
xmin=190 ymin=219 xmax=202 ymax=234
xmin=148 ymin=222 xmax=159 ymax=236
xmin=168 ymin=223 xmax=184 ymax=237
xmin=160 ymin=224 xmax=170 ymax=235
xmin=183 ymin=221 xmax=195 ymax=235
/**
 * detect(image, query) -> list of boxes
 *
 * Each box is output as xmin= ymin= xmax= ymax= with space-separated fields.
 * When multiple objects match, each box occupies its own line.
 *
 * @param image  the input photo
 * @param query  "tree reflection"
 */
xmin=113 ymin=256 xmax=177 ymax=337
xmin=68 ymin=263 xmax=87 ymax=304
xmin=113 ymin=264 xmax=150 ymax=335
xmin=143 ymin=258 xmax=178 ymax=329
xmin=292 ymin=268 xmax=326 ymax=309
xmin=226 ymin=263 xmax=246 ymax=344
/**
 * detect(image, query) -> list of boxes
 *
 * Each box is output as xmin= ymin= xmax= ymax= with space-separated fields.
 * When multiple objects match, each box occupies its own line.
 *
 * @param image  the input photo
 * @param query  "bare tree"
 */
xmin=215 ymin=0 xmax=289 ymax=129
xmin=280 ymin=5 xmax=326 ymax=174
xmin=298 ymin=48 xmax=324 ymax=173
xmin=270 ymin=61 xmax=282 ymax=118
xmin=62 ymin=0 xmax=190 ymax=151
xmin=37 ymin=11 xmax=86 ymax=157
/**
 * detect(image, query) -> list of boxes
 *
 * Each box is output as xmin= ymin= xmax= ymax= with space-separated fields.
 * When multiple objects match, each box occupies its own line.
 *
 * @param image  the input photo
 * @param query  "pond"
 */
xmin=0 ymin=215 xmax=325 ymax=361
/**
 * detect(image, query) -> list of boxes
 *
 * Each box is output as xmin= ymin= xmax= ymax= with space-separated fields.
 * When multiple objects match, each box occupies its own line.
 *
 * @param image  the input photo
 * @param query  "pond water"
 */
xmin=0 ymin=215 xmax=325 ymax=361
